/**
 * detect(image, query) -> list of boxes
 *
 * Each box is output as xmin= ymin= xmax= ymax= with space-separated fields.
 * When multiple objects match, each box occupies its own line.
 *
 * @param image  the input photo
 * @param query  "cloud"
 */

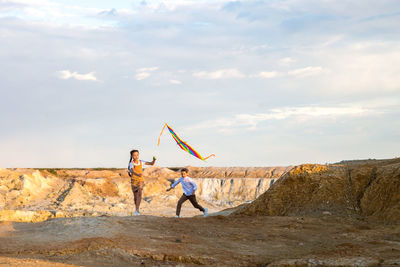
xmin=279 ymin=57 xmax=295 ymax=66
xmin=0 ymin=0 xmax=109 ymax=28
xmin=2 ymin=0 xmax=400 ymax=166
xmin=135 ymin=66 xmax=159 ymax=80
xmin=267 ymin=106 xmax=372 ymax=119
xmin=193 ymin=68 xmax=245 ymax=79
xmin=135 ymin=72 xmax=150 ymax=80
xmin=186 ymin=105 xmax=376 ymax=132
xmin=253 ymin=71 xmax=279 ymax=79
xmin=170 ymin=79 xmax=182 ymax=84
xmin=288 ymin=66 xmax=325 ymax=78
xmin=57 ymin=70 xmax=97 ymax=81
xmin=137 ymin=66 xmax=159 ymax=72
xmin=98 ymin=8 xmax=117 ymax=17
xmin=320 ymin=43 xmax=400 ymax=93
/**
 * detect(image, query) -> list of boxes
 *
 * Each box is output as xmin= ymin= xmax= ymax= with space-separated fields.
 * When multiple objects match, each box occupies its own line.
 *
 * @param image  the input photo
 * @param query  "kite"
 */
xmin=157 ymin=123 xmax=215 ymax=161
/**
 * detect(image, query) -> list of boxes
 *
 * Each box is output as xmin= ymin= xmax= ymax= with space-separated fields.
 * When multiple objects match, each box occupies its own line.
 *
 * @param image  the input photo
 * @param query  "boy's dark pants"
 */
xmin=176 ymin=194 xmax=205 ymax=216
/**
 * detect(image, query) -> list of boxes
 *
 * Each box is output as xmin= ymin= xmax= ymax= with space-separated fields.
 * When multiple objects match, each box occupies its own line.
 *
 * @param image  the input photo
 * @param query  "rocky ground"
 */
xmin=0 ymin=160 xmax=399 ymax=266
xmin=1 ymin=215 xmax=399 ymax=266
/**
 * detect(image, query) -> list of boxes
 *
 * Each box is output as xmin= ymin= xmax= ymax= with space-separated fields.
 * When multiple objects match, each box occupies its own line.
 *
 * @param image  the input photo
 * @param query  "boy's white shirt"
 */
xmin=171 ymin=176 xmax=197 ymax=196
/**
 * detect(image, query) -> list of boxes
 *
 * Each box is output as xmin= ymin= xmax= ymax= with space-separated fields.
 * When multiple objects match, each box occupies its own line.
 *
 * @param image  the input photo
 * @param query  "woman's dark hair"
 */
xmin=181 ymin=168 xmax=189 ymax=173
xmin=128 ymin=149 xmax=139 ymax=166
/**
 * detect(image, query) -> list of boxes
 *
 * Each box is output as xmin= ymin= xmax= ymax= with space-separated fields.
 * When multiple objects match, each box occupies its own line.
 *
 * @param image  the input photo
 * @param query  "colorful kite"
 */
xmin=157 ymin=123 xmax=215 ymax=161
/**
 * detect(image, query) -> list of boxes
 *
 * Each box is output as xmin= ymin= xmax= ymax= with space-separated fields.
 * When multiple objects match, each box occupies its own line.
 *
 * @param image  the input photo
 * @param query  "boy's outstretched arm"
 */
xmin=167 ymin=178 xmax=181 ymax=191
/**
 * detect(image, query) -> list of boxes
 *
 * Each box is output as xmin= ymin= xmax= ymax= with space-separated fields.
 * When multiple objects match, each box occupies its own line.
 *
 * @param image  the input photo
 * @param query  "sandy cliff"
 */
xmin=0 ymin=166 xmax=285 ymax=222
xmin=186 ymin=166 xmax=291 ymax=178
xmin=234 ymin=158 xmax=400 ymax=223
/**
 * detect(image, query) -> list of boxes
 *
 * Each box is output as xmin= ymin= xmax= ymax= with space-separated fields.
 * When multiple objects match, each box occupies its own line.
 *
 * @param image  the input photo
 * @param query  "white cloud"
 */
xmin=193 ymin=68 xmax=245 ymax=79
xmin=135 ymin=72 xmax=150 ymax=80
xmin=135 ymin=66 xmax=159 ymax=81
xmin=279 ymin=57 xmax=295 ymax=66
xmin=288 ymin=66 xmax=325 ymax=78
xmin=321 ymin=35 xmax=345 ymax=47
xmin=170 ymin=79 xmax=182 ymax=84
xmin=3 ymin=0 xmax=400 ymax=166
xmin=137 ymin=66 xmax=159 ymax=72
xmin=0 ymin=0 xmax=109 ymax=28
xmin=229 ymin=44 xmax=269 ymax=55
xmin=268 ymin=106 xmax=371 ymax=119
xmin=253 ymin=71 xmax=279 ymax=79
xmin=186 ymin=105 xmax=376 ymax=132
xmin=321 ymin=43 xmax=400 ymax=93
xmin=57 ymin=70 xmax=97 ymax=81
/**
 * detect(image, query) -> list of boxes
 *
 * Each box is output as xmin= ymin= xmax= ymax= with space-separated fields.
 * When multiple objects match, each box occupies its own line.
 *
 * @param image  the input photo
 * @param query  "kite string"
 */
xmin=203 ymin=154 xmax=216 ymax=160
xmin=157 ymin=123 xmax=168 ymax=146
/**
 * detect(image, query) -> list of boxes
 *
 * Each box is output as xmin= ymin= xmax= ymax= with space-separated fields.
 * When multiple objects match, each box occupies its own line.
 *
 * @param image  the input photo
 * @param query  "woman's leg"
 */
xmin=176 ymin=194 xmax=188 ymax=216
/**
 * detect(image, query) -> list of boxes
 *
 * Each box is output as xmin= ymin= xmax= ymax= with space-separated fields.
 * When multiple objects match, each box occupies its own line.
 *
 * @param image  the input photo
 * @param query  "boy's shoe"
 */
xmin=134 ymin=210 xmax=140 ymax=216
xmin=203 ymin=208 xmax=208 ymax=217
xmin=174 ymin=215 xmax=179 ymax=218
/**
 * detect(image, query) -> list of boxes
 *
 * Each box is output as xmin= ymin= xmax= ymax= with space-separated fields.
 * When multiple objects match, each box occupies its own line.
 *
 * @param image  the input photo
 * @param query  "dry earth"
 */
xmin=0 ymin=215 xmax=399 ymax=266
xmin=0 ymin=160 xmax=399 ymax=266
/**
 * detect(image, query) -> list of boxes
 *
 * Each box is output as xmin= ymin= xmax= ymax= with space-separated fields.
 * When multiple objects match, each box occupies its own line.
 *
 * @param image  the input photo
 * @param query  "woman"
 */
xmin=128 ymin=149 xmax=156 ymax=215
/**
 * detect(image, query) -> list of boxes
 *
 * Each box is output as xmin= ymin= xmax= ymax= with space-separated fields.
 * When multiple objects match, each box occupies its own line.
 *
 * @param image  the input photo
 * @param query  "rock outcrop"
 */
xmin=0 ymin=166 xmax=283 ymax=222
xmin=194 ymin=177 xmax=276 ymax=205
xmin=234 ymin=158 xmax=400 ymax=223
xmin=186 ymin=166 xmax=291 ymax=178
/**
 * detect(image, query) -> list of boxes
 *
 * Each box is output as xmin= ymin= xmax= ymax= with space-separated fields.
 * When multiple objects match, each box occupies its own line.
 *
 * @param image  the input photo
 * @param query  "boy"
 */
xmin=128 ymin=149 xmax=156 ymax=215
xmin=166 ymin=168 xmax=208 ymax=218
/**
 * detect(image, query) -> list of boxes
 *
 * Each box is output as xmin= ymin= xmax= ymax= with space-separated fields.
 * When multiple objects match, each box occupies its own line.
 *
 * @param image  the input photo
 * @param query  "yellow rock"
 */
xmin=0 ymin=210 xmax=55 ymax=223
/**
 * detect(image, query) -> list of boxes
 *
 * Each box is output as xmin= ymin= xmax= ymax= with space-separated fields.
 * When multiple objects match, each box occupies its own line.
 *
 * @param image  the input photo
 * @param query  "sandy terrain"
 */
xmin=0 ymin=215 xmax=399 ymax=266
xmin=0 ymin=160 xmax=399 ymax=266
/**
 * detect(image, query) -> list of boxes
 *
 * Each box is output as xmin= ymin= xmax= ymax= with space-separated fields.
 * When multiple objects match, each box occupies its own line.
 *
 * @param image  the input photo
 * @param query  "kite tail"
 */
xmin=157 ymin=123 xmax=168 ymax=146
xmin=203 ymin=154 xmax=216 ymax=161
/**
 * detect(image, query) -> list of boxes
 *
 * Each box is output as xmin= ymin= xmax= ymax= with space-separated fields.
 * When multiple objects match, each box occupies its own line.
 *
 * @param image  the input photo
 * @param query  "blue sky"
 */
xmin=0 ymin=0 xmax=399 ymax=167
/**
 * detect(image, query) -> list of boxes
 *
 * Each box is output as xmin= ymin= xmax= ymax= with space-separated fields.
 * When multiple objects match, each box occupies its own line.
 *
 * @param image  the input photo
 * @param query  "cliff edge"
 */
xmin=234 ymin=158 xmax=400 ymax=224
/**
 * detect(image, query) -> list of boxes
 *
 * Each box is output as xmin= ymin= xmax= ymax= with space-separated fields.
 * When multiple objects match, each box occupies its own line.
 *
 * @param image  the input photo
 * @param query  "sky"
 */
xmin=0 ymin=0 xmax=399 ymax=168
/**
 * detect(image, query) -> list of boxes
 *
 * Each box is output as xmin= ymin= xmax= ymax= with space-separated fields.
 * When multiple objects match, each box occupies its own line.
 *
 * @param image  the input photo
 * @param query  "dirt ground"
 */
xmin=0 ymin=214 xmax=399 ymax=266
xmin=1 ymin=161 xmax=399 ymax=266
